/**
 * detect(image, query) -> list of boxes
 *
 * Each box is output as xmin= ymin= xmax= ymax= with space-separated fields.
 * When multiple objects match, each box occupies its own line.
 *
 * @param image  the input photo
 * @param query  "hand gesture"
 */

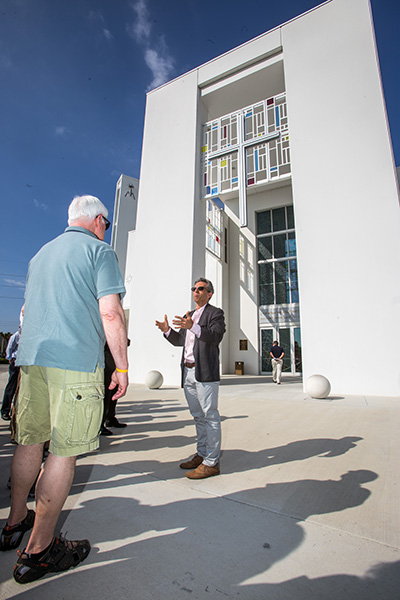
xmin=172 ymin=311 xmax=193 ymax=330
xmin=155 ymin=314 xmax=169 ymax=333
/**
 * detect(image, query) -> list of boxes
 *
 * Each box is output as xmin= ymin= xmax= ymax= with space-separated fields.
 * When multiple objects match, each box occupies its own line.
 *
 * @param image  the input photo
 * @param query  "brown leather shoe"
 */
xmin=179 ymin=454 xmax=204 ymax=470
xmin=185 ymin=463 xmax=220 ymax=479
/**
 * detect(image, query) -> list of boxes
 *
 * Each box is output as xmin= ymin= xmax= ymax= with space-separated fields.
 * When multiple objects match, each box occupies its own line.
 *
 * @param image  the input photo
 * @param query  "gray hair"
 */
xmin=68 ymin=195 xmax=108 ymax=225
xmin=194 ymin=277 xmax=214 ymax=295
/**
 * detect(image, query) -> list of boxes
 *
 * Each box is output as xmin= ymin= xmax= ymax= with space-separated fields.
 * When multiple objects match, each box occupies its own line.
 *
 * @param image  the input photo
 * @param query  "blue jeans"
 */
xmin=183 ymin=367 xmax=221 ymax=467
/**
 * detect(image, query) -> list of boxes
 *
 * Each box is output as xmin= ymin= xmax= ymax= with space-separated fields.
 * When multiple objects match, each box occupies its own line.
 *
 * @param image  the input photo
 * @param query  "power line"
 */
xmin=0 ymin=273 xmax=26 ymax=278
xmin=0 ymin=296 xmax=25 ymax=299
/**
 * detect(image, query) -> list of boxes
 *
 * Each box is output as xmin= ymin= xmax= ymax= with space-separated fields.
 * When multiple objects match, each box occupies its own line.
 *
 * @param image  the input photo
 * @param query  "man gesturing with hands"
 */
xmin=156 ymin=278 xmax=225 ymax=479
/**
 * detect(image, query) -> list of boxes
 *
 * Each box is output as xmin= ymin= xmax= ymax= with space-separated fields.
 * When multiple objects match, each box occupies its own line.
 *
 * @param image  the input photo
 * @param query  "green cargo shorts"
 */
xmin=16 ymin=365 xmax=104 ymax=457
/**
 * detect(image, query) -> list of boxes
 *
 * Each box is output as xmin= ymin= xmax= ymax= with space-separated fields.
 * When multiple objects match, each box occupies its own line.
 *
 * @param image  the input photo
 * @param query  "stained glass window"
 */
xmin=206 ymin=199 xmax=223 ymax=259
xmin=202 ymin=92 xmax=290 ymax=199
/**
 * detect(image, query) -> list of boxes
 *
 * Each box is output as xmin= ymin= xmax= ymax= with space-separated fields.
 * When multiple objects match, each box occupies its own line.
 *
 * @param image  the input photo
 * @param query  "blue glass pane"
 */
xmin=287 ymin=232 xmax=296 ymax=256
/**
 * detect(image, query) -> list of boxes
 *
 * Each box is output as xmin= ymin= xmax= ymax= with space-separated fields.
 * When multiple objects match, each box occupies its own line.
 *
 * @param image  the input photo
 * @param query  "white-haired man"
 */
xmin=0 ymin=195 xmax=129 ymax=584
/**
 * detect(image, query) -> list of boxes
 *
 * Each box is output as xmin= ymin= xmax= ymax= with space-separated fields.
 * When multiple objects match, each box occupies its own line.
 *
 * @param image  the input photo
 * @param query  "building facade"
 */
xmin=122 ymin=0 xmax=400 ymax=396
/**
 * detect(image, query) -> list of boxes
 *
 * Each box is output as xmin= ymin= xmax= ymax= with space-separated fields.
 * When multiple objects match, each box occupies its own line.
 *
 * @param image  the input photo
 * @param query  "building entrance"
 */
xmin=261 ymin=327 xmax=302 ymax=375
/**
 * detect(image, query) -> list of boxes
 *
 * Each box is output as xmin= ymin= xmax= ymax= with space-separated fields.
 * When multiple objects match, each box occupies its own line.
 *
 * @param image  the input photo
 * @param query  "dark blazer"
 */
xmin=165 ymin=303 xmax=226 ymax=386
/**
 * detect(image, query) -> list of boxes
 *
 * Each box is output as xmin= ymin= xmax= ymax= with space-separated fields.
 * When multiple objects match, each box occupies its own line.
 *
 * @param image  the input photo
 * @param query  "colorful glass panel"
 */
xmin=202 ymin=92 xmax=290 ymax=199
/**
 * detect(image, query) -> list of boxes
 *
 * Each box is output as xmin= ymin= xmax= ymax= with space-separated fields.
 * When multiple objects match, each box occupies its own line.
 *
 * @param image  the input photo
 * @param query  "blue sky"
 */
xmin=1 ymin=0 xmax=399 ymax=333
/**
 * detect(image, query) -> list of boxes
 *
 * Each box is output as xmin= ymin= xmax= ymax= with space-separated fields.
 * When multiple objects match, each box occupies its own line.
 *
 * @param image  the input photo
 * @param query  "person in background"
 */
xmin=101 ymin=340 xmax=130 ymax=435
xmin=1 ymin=307 xmax=24 ymax=421
xmin=270 ymin=340 xmax=285 ymax=384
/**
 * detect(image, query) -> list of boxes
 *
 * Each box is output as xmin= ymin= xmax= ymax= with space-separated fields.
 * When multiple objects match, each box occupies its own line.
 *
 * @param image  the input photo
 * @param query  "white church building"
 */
xmin=114 ymin=0 xmax=400 ymax=397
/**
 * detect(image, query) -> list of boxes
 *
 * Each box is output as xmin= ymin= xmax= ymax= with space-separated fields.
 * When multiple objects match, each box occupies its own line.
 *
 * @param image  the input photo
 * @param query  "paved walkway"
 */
xmin=0 ymin=366 xmax=399 ymax=599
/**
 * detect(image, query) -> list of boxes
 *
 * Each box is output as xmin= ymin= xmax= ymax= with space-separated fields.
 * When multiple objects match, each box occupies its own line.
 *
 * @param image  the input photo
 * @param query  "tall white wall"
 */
xmin=127 ymin=71 xmax=201 ymax=385
xmin=282 ymin=0 xmax=400 ymax=395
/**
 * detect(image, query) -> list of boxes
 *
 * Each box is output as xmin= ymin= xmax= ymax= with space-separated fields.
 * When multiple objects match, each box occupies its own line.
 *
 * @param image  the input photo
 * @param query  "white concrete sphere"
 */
xmin=145 ymin=370 xmax=164 ymax=389
xmin=306 ymin=374 xmax=331 ymax=399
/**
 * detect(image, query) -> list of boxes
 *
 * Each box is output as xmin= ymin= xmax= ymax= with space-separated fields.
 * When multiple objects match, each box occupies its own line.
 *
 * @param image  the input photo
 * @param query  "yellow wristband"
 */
xmin=115 ymin=368 xmax=128 ymax=373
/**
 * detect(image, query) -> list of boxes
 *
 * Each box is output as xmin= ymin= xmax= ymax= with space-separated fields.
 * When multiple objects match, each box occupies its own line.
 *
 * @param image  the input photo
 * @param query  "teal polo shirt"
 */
xmin=17 ymin=226 xmax=126 ymax=372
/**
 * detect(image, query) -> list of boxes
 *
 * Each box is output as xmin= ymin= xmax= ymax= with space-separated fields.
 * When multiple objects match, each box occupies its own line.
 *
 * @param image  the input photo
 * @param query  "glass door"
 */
xmin=260 ymin=327 xmax=302 ymax=374
xmin=261 ymin=329 xmax=274 ymax=372
xmin=294 ymin=327 xmax=302 ymax=373
xmin=278 ymin=328 xmax=291 ymax=373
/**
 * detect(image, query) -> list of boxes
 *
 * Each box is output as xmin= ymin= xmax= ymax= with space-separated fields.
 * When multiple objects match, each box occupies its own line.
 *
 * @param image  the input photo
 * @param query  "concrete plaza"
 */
xmin=0 ymin=365 xmax=399 ymax=599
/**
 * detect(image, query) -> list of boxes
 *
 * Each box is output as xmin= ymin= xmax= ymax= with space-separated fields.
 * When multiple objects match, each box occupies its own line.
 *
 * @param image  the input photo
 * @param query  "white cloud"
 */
xmin=145 ymin=48 xmax=174 ymax=90
xmin=4 ymin=279 xmax=25 ymax=288
xmin=88 ymin=11 xmax=113 ymax=41
xmin=33 ymin=198 xmax=48 ymax=211
xmin=128 ymin=0 xmax=174 ymax=90
xmin=89 ymin=10 xmax=105 ymax=23
xmin=129 ymin=0 xmax=151 ymax=44
xmin=55 ymin=126 xmax=68 ymax=136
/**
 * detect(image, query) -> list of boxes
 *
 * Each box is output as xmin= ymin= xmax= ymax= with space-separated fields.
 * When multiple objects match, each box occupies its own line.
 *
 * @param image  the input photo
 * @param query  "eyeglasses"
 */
xmin=97 ymin=215 xmax=110 ymax=230
xmin=191 ymin=286 xmax=206 ymax=292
